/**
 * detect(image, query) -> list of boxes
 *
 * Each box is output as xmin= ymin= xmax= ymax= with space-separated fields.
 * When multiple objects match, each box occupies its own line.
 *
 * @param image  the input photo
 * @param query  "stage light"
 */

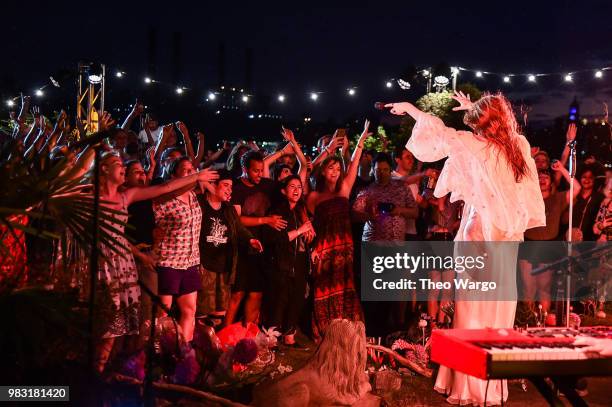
xmin=310 ymin=92 xmax=319 ymax=101
xmin=248 ymin=114 xmax=254 ymax=119
xmin=564 ymin=74 xmax=573 ymax=82
xmin=528 ymin=74 xmax=536 ymax=82
xmin=208 ymin=92 xmax=216 ymax=100
xmin=86 ymin=63 xmax=104 ymax=84
xmin=242 ymin=95 xmax=249 ymax=103
xmin=386 ymin=81 xmax=393 ymax=88
xmin=503 ymin=76 xmax=511 ymax=83
xmin=144 ymin=77 xmax=152 ymax=84
xmin=348 ymin=88 xmax=356 ymax=96
xmin=35 ymin=89 xmax=44 ymax=97
xmin=176 ymin=87 xmax=184 ymax=94
xmin=475 ymin=71 xmax=483 ymax=78
xmin=397 ymin=79 xmax=411 ymax=90
xmin=115 ymin=71 xmax=123 ymax=78
xmin=595 ymin=70 xmax=603 ymax=78
xmin=278 ymin=94 xmax=285 ymax=102
xmin=6 ymin=99 xmax=15 ymax=107
xmin=433 ymin=76 xmax=449 ymax=91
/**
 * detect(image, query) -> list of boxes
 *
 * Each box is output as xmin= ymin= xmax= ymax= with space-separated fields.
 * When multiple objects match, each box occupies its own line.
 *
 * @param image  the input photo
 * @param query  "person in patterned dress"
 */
xmin=153 ymin=157 xmax=211 ymax=343
xmin=93 ymin=151 xmax=218 ymax=373
xmin=305 ymin=120 xmax=372 ymax=341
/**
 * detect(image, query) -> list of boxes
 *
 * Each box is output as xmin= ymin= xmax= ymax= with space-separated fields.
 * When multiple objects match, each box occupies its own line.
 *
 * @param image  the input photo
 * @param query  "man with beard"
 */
xmin=227 ymin=151 xmax=288 ymax=325
xmin=197 ymin=170 xmax=263 ymax=326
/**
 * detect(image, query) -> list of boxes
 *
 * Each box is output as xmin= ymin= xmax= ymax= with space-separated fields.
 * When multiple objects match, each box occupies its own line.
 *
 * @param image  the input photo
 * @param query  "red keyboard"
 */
xmin=431 ymin=327 xmax=612 ymax=380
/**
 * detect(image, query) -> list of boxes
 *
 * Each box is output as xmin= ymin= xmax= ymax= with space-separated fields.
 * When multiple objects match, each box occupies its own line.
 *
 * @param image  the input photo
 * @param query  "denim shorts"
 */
xmin=156 ymin=265 xmax=202 ymax=296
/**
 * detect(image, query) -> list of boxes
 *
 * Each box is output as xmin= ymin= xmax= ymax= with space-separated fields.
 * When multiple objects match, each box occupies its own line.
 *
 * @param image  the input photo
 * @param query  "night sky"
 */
xmin=3 ymin=0 xmax=612 ymax=125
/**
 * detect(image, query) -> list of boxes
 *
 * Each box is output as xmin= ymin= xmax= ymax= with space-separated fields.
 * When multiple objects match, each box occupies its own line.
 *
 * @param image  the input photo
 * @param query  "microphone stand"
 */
xmin=565 ymin=140 xmax=577 ymax=328
xmin=137 ymin=279 xmax=179 ymax=407
xmin=88 ymin=146 xmax=101 ymax=375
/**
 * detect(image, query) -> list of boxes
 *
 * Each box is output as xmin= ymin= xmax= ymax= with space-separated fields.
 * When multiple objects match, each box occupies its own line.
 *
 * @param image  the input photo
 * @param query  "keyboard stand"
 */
xmin=528 ymin=376 xmax=588 ymax=407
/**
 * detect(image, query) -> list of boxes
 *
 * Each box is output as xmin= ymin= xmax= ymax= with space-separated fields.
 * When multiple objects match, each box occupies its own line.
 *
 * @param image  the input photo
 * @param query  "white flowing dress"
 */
xmin=406 ymin=110 xmax=546 ymax=406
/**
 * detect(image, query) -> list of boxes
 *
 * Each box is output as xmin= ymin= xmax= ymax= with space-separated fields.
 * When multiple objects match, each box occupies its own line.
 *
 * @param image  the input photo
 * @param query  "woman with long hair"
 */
xmin=153 ymin=156 xmax=211 ymax=344
xmin=262 ymin=175 xmax=314 ymax=344
xmin=305 ymin=120 xmax=372 ymax=341
xmin=92 ymin=151 xmax=218 ymax=373
xmin=387 ymin=92 xmax=545 ymax=405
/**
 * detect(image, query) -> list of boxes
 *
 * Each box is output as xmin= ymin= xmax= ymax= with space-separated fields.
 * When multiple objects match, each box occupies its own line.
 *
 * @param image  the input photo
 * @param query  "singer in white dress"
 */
xmin=387 ymin=92 xmax=545 ymax=406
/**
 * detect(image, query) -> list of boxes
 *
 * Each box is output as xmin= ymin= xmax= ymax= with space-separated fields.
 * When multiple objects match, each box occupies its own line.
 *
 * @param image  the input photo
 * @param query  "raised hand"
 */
xmin=357 ymin=119 xmax=373 ymax=146
xmin=130 ymin=100 xmax=144 ymax=117
xmin=175 ymin=121 xmax=188 ymax=135
xmin=99 ymin=111 xmax=116 ymax=131
xmin=146 ymin=146 xmax=156 ymax=164
xmin=551 ymin=160 xmax=563 ymax=172
xmin=281 ymin=126 xmax=296 ymax=143
xmin=566 ymin=123 xmax=577 ymax=143
xmin=196 ymin=167 xmax=219 ymax=183
xmin=31 ymin=106 xmax=40 ymax=120
xmin=530 ymin=146 xmax=540 ymax=157
xmin=56 ymin=110 xmax=68 ymax=131
xmin=451 ymin=90 xmax=473 ymax=111
xmin=327 ymin=131 xmax=342 ymax=152
xmin=196 ymin=131 xmax=205 ymax=144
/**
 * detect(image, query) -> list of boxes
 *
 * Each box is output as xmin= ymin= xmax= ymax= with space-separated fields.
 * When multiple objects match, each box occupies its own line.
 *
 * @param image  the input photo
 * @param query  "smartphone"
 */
xmin=336 ymin=128 xmax=347 ymax=139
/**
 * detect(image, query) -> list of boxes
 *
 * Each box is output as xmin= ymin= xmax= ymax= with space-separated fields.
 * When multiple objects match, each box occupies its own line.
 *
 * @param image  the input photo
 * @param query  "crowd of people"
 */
xmin=3 ymin=93 xmax=611 ymax=381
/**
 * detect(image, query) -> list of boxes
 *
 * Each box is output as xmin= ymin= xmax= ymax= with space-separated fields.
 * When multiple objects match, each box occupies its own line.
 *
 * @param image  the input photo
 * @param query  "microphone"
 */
xmin=374 ymin=102 xmax=390 ymax=111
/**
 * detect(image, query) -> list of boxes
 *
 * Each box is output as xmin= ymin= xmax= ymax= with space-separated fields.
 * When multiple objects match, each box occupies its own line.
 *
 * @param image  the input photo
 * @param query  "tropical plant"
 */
xmin=0 ymin=131 xmax=128 ymax=294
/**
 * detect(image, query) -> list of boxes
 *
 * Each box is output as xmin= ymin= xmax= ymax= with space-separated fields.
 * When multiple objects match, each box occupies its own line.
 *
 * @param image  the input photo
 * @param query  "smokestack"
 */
xmin=172 ymin=31 xmax=182 ymax=84
xmin=245 ymin=47 xmax=253 ymax=91
xmin=147 ymin=27 xmax=157 ymax=77
xmin=218 ymin=42 xmax=226 ymax=88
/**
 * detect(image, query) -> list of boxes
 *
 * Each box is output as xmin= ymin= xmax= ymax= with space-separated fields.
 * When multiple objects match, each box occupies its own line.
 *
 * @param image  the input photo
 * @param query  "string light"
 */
xmin=6 ymin=63 xmax=612 ymax=111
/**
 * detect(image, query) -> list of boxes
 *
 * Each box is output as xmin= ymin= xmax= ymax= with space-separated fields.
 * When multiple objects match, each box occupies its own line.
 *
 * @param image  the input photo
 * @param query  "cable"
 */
xmin=484 ymin=379 xmax=490 ymax=407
